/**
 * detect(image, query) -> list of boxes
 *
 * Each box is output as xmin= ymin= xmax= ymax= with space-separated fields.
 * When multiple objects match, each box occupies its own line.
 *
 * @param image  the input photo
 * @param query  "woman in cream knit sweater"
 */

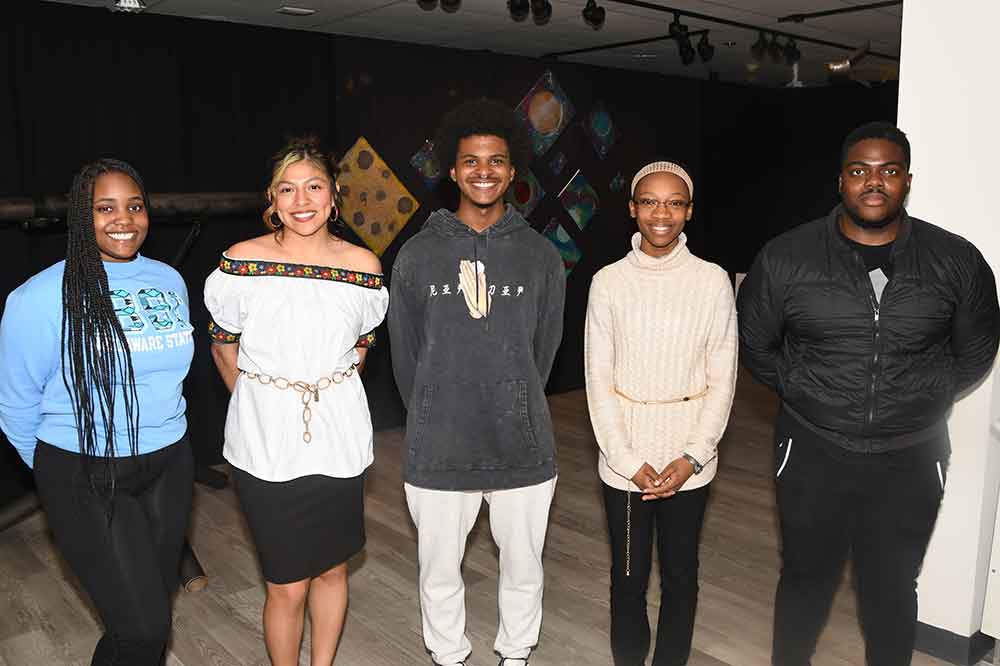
xmin=584 ymin=161 xmax=738 ymax=666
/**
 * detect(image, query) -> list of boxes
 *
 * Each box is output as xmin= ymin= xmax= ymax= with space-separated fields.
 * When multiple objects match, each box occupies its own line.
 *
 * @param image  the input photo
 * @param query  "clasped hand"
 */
xmin=630 ymin=457 xmax=695 ymax=501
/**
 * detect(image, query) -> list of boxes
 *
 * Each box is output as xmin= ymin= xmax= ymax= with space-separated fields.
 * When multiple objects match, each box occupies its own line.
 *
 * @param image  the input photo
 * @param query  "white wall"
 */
xmin=897 ymin=1 xmax=1000 ymax=638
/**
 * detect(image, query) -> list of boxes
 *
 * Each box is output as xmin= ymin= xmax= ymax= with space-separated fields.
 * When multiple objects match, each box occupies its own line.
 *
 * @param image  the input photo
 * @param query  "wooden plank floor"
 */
xmin=0 ymin=370 xmax=985 ymax=665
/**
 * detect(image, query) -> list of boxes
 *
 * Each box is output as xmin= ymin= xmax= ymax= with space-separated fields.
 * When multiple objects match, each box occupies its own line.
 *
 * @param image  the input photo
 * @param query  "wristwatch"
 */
xmin=682 ymin=453 xmax=704 ymax=474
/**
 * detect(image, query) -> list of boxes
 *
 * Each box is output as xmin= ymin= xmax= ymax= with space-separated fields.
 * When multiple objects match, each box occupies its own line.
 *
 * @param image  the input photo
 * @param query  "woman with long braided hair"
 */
xmin=0 ymin=159 xmax=196 ymax=665
xmin=205 ymin=137 xmax=386 ymax=665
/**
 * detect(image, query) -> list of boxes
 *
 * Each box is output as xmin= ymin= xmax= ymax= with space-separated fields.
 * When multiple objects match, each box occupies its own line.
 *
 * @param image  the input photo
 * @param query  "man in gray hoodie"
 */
xmin=388 ymin=98 xmax=566 ymax=666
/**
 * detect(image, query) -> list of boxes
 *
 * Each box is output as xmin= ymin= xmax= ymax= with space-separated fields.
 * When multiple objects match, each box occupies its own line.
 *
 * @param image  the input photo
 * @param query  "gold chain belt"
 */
xmin=241 ymin=364 xmax=358 ymax=443
xmin=614 ymin=386 xmax=709 ymax=405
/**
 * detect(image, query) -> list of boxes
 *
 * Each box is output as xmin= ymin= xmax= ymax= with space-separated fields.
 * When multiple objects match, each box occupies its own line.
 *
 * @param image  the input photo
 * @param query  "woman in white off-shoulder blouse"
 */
xmin=204 ymin=137 xmax=387 ymax=666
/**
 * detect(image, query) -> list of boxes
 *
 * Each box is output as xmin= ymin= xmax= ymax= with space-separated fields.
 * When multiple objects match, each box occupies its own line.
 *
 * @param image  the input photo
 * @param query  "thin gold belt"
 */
xmin=240 ymin=364 xmax=358 ymax=443
xmin=614 ymin=386 xmax=709 ymax=405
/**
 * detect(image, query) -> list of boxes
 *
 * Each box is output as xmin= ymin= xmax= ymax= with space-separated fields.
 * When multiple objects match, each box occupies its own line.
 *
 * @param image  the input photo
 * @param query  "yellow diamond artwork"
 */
xmin=337 ymin=137 xmax=420 ymax=256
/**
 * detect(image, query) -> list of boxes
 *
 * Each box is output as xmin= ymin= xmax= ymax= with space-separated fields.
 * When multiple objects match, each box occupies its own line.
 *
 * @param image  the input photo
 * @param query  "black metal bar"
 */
xmin=0 ymin=192 xmax=261 ymax=223
xmin=544 ymin=29 xmax=706 ymax=58
xmin=601 ymin=0 xmax=899 ymax=61
xmin=779 ymin=1 xmax=902 ymax=24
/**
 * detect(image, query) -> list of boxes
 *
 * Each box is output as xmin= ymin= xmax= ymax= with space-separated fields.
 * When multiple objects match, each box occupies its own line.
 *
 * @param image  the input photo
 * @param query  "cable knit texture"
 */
xmin=585 ymin=232 xmax=738 ymax=492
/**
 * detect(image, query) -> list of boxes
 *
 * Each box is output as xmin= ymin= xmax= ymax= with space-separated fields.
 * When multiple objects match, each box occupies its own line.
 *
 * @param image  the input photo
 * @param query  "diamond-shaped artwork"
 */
xmin=609 ymin=171 xmax=625 ymax=192
xmin=558 ymin=169 xmax=600 ymax=231
xmin=542 ymin=218 xmax=583 ymax=276
xmin=338 ymin=137 xmax=419 ymax=256
xmin=506 ymin=168 xmax=545 ymax=219
xmin=410 ymin=140 xmax=442 ymax=190
xmin=514 ymin=70 xmax=576 ymax=157
xmin=584 ymin=100 xmax=620 ymax=160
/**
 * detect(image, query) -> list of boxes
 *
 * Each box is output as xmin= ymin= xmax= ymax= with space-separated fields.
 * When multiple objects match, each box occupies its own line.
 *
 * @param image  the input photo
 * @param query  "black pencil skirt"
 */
xmin=231 ymin=467 xmax=365 ymax=584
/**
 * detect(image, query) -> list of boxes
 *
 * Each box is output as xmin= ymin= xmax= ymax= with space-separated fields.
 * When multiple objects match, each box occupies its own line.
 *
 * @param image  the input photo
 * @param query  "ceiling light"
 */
xmin=531 ymin=0 xmax=552 ymax=25
xmin=678 ymin=36 xmax=695 ymax=65
xmin=784 ymin=38 xmax=801 ymax=66
xmin=110 ymin=0 xmax=146 ymax=12
xmin=582 ymin=0 xmax=605 ymax=30
xmin=275 ymin=5 xmax=317 ymax=16
xmin=508 ymin=0 xmax=529 ymax=21
xmin=668 ymin=12 xmax=688 ymax=38
xmin=440 ymin=0 xmax=460 ymax=12
xmin=768 ymin=34 xmax=785 ymax=63
xmin=750 ymin=31 xmax=767 ymax=62
xmin=697 ymin=32 xmax=715 ymax=63
xmin=417 ymin=0 xmax=437 ymax=10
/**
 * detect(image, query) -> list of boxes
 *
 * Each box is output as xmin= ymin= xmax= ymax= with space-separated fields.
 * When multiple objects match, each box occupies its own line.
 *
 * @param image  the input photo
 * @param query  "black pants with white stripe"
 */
xmin=771 ymin=408 xmax=947 ymax=666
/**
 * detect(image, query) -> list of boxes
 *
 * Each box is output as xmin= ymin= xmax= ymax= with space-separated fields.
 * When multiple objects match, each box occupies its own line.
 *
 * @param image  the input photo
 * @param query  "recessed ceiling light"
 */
xmin=632 ymin=53 xmax=657 ymax=59
xmin=276 ymin=5 xmax=317 ymax=16
xmin=723 ymin=41 xmax=737 ymax=47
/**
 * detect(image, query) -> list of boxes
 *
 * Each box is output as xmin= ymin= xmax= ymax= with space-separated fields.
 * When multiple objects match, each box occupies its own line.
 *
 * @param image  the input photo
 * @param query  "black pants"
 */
xmin=771 ymin=411 xmax=947 ymax=666
xmin=33 ymin=437 xmax=194 ymax=666
xmin=603 ymin=481 xmax=710 ymax=666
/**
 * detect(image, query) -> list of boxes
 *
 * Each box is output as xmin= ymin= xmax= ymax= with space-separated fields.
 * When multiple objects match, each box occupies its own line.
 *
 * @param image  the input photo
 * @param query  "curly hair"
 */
xmin=433 ymin=98 xmax=532 ymax=173
xmin=263 ymin=135 xmax=346 ymax=237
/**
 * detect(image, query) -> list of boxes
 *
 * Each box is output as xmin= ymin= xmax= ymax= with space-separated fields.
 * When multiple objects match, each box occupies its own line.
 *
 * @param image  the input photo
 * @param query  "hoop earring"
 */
xmin=271 ymin=212 xmax=283 ymax=228
xmin=329 ymin=204 xmax=340 ymax=223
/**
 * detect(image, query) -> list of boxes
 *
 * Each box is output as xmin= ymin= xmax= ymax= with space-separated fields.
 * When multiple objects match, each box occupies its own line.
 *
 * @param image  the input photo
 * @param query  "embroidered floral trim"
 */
xmin=208 ymin=318 xmax=240 ymax=344
xmin=356 ymin=331 xmax=377 ymax=348
xmin=219 ymin=256 xmax=383 ymax=289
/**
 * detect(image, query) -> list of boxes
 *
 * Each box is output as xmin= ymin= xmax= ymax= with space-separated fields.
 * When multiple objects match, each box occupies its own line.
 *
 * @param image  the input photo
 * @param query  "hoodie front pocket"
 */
xmin=410 ymin=379 xmax=544 ymax=471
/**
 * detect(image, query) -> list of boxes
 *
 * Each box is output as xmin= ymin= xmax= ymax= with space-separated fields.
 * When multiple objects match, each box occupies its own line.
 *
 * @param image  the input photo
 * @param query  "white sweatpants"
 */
xmin=404 ymin=477 xmax=557 ymax=665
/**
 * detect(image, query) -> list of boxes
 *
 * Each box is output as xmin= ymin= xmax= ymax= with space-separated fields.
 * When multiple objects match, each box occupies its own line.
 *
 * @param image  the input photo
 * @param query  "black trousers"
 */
xmin=771 ymin=411 xmax=947 ymax=666
xmin=33 ymin=437 xmax=194 ymax=666
xmin=603 ymin=481 xmax=710 ymax=666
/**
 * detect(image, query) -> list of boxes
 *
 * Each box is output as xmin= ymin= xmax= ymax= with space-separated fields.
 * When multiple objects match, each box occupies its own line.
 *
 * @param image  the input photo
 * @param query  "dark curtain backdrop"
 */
xmin=0 ymin=1 xmax=897 ymax=504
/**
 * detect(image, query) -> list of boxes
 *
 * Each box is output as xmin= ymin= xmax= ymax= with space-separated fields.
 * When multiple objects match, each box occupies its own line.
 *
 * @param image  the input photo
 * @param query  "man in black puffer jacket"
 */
xmin=737 ymin=121 xmax=1000 ymax=666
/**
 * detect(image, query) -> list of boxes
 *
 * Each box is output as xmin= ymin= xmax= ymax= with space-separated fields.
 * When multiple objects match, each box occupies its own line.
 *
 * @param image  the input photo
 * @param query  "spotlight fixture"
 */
xmin=750 ymin=31 xmax=768 ymax=62
xmin=508 ymin=0 xmax=529 ymax=22
xmin=440 ymin=0 xmax=460 ymax=12
xmin=678 ymin=36 xmax=695 ymax=65
xmin=417 ymin=0 xmax=437 ymax=10
xmin=767 ymin=33 xmax=784 ymax=63
xmin=582 ymin=0 xmax=605 ymax=30
xmin=531 ymin=0 xmax=552 ymax=25
xmin=668 ymin=12 xmax=688 ymax=38
xmin=110 ymin=0 xmax=146 ymax=12
xmin=783 ymin=38 xmax=801 ymax=66
xmin=697 ymin=32 xmax=715 ymax=63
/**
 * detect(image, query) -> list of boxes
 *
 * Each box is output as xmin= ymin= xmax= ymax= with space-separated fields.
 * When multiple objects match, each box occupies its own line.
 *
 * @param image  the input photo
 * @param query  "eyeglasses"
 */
xmin=634 ymin=197 xmax=690 ymax=211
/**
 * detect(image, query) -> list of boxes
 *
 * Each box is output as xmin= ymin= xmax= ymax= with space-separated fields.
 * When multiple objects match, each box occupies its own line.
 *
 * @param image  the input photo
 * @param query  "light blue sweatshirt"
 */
xmin=0 ymin=256 xmax=195 ymax=467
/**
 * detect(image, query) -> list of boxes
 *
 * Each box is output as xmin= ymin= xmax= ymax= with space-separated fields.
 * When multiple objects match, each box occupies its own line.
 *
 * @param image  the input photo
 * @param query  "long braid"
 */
xmin=61 ymin=159 xmax=145 ymax=509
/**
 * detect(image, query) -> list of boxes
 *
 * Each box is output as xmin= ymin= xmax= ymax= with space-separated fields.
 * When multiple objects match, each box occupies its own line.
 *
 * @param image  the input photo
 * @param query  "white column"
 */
xmin=896 ymin=1 xmax=1000 ymax=639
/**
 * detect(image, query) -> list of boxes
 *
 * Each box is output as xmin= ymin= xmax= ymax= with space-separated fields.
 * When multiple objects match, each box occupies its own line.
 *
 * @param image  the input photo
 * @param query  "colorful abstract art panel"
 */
xmin=410 ymin=140 xmax=442 ymax=190
xmin=558 ymin=169 xmax=600 ymax=230
xmin=584 ymin=100 xmax=620 ymax=159
xmin=542 ymin=219 xmax=583 ymax=276
xmin=514 ymin=70 xmax=576 ymax=157
xmin=506 ymin=168 xmax=545 ymax=218
xmin=338 ymin=137 xmax=419 ymax=257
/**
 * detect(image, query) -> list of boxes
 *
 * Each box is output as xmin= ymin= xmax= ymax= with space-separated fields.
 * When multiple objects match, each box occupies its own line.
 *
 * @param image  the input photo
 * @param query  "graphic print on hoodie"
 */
xmin=388 ymin=205 xmax=566 ymax=491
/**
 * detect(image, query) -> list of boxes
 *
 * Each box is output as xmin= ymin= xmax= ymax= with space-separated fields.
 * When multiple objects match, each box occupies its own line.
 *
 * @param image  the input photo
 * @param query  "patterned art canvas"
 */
xmin=558 ymin=169 xmax=600 ymax=230
xmin=338 ymin=137 xmax=419 ymax=256
xmin=542 ymin=219 xmax=583 ymax=276
xmin=514 ymin=70 xmax=576 ymax=157
xmin=506 ymin=167 xmax=545 ymax=218
xmin=410 ymin=140 xmax=442 ymax=190
xmin=584 ymin=100 xmax=620 ymax=159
